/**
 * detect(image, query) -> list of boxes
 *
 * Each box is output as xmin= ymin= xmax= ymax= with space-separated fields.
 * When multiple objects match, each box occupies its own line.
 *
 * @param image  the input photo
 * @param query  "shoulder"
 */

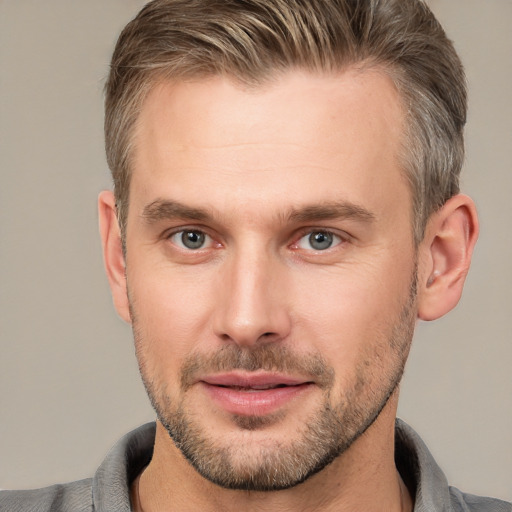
xmin=0 ymin=478 xmax=93 ymax=512
xmin=395 ymin=420 xmax=511 ymax=512
xmin=0 ymin=423 xmax=155 ymax=512
xmin=449 ymin=487 xmax=512 ymax=512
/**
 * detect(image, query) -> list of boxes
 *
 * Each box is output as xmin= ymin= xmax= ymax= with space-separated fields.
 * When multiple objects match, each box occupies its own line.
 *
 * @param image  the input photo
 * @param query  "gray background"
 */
xmin=1 ymin=0 xmax=511 ymax=501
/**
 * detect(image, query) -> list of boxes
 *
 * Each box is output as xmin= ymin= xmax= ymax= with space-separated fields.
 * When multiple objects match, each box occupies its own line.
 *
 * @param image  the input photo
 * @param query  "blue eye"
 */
xmin=170 ymin=230 xmax=210 ymax=250
xmin=297 ymin=231 xmax=341 ymax=251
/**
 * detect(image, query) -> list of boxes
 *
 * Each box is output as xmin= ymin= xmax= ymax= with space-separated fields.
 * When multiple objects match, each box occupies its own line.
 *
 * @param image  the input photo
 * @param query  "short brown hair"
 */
xmin=105 ymin=0 xmax=466 ymax=243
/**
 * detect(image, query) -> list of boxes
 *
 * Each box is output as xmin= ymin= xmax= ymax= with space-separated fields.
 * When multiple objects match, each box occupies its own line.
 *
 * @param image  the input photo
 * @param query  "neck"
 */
xmin=135 ymin=395 xmax=412 ymax=512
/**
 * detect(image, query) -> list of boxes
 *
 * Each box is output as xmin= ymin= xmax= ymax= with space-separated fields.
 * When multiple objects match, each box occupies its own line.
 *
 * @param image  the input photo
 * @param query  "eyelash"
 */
xmin=166 ymin=229 xmax=217 ymax=251
xmin=165 ymin=227 xmax=347 ymax=253
xmin=292 ymin=230 xmax=344 ymax=252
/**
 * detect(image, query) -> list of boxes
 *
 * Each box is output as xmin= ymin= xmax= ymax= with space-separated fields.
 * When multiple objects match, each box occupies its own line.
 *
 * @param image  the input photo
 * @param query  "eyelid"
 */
xmin=290 ymin=228 xmax=349 ymax=251
xmin=164 ymin=226 xmax=219 ymax=251
xmin=161 ymin=225 xmax=350 ymax=252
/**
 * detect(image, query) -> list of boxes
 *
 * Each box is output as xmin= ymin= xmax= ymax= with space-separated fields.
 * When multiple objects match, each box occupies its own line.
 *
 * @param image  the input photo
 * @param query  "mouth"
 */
xmin=215 ymin=383 xmax=293 ymax=391
xmin=199 ymin=372 xmax=314 ymax=416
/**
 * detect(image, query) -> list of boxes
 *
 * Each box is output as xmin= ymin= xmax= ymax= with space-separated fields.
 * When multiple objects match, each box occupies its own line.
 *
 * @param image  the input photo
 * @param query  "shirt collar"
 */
xmin=91 ymin=420 xmax=450 ymax=511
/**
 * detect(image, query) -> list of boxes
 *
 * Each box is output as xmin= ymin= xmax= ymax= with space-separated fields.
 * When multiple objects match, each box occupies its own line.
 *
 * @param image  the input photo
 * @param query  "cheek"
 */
xmin=127 ymin=265 xmax=219 ymax=376
xmin=127 ymin=258 xmax=233 ymax=376
xmin=289 ymin=261 xmax=413 ymax=364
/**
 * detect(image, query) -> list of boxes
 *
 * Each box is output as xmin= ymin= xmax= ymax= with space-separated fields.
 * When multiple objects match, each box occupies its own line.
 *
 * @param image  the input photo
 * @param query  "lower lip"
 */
xmin=200 ymin=382 xmax=313 ymax=416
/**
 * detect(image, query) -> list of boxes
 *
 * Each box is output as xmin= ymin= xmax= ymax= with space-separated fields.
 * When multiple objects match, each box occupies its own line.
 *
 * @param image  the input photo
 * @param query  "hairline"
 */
xmin=115 ymin=62 xmax=422 ymax=247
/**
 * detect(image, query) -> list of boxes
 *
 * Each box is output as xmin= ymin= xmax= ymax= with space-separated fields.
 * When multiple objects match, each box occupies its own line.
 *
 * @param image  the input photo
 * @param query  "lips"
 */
xmin=217 ymin=384 xmax=287 ymax=391
xmin=199 ymin=372 xmax=313 ymax=417
xmin=202 ymin=372 xmax=308 ymax=388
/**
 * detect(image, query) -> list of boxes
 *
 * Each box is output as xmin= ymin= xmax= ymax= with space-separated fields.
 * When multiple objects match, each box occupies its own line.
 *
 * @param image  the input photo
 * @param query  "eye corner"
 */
xmin=165 ymin=228 xmax=218 ymax=251
xmin=293 ymin=229 xmax=345 ymax=252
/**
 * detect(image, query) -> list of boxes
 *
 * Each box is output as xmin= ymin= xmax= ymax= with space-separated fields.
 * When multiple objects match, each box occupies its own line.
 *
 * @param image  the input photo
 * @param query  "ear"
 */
xmin=417 ymin=194 xmax=479 ymax=321
xmin=98 ymin=191 xmax=131 ymax=324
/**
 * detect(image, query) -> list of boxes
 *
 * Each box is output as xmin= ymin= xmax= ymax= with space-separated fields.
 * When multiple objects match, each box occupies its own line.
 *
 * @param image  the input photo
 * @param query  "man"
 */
xmin=1 ymin=0 xmax=510 ymax=511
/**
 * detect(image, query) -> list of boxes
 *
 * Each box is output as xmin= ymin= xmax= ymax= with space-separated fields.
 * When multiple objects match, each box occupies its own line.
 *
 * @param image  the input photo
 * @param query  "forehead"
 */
xmin=130 ymin=69 xmax=409 ymax=224
xmin=135 ymin=68 xmax=404 ymax=151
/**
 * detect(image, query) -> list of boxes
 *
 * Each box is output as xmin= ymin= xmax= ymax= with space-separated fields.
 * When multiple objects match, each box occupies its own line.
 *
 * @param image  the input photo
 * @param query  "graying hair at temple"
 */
xmin=105 ymin=0 xmax=467 ymax=244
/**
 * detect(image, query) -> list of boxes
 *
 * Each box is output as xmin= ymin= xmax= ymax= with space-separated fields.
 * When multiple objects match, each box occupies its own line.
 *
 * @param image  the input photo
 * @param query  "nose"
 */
xmin=213 ymin=246 xmax=292 ymax=347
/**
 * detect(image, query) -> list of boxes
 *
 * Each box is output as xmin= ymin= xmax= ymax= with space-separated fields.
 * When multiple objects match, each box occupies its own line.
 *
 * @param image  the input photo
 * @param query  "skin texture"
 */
xmin=99 ymin=69 xmax=478 ymax=512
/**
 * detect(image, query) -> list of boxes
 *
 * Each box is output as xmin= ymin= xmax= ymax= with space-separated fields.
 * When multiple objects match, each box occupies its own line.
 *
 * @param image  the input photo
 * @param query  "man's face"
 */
xmin=124 ymin=69 xmax=418 ymax=490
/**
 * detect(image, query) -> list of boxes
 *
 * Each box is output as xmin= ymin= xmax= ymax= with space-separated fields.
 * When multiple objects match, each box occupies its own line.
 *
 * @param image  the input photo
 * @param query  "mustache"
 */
xmin=180 ymin=344 xmax=335 ymax=391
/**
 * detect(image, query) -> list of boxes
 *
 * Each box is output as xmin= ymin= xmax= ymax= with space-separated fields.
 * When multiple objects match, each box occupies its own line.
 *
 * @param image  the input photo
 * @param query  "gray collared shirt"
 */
xmin=1 ymin=420 xmax=510 ymax=511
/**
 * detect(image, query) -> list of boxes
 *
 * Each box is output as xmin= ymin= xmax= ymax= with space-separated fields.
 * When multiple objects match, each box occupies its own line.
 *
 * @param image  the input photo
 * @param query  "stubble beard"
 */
xmin=130 ymin=274 xmax=417 ymax=492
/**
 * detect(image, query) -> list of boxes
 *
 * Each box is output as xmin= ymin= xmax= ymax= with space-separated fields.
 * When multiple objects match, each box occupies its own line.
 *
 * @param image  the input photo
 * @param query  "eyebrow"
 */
xmin=285 ymin=202 xmax=376 ymax=224
xmin=141 ymin=199 xmax=376 ymax=225
xmin=142 ymin=199 xmax=211 ymax=223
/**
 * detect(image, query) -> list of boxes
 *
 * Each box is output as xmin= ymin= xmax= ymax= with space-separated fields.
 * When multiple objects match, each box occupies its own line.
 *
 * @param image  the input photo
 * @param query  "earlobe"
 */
xmin=417 ymin=194 xmax=479 ymax=321
xmin=98 ymin=191 xmax=132 ymax=324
